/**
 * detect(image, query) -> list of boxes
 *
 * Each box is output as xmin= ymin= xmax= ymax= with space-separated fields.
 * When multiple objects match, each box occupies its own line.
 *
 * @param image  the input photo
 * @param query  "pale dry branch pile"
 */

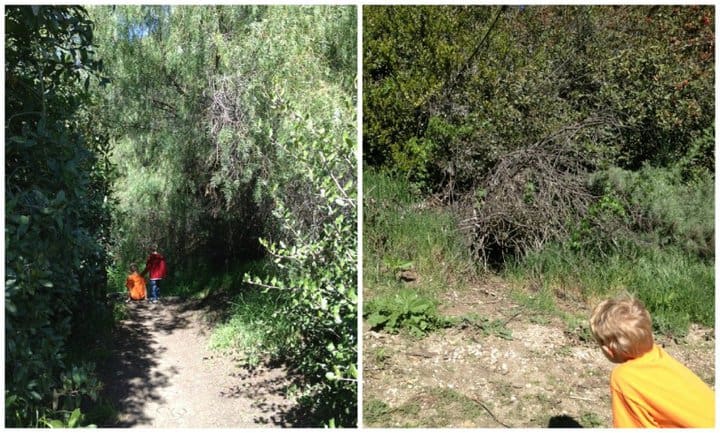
xmin=461 ymin=117 xmax=618 ymax=269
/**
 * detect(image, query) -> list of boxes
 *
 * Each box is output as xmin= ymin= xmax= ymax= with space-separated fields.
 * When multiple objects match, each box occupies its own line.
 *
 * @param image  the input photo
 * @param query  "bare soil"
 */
xmin=98 ymin=297 xmax=302 ymax=427
xmin=363 ymin=279 xmax=715 ymax=428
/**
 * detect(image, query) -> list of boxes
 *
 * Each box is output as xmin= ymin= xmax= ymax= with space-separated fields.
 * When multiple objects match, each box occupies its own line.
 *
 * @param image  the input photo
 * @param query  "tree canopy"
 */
xmin=364 ymin=5 xmax=714 ymax=188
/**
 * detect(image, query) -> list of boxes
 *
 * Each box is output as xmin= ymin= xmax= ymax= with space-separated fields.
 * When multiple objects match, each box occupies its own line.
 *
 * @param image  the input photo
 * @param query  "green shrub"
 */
xmin=242 ymin=24 xmax=358 ymax=422
xmin=589 ymin=164 xmax=714 ymax=259
xmin=5 ymin=6 xmax=111 ymax=427
xmin=365 ymin=289 xmax=452 ymax=337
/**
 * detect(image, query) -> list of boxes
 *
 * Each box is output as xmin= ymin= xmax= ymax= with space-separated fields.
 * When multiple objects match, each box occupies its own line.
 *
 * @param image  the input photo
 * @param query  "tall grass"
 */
xmin=209 ymin=289 xmax=294 ymax=366
xmin=364 ymin=169 xmax=474 ymax=301
xmin=507 ymin=244 xmax=713 ymax=336
xmin=366 ymin=166 xmax=713 ymax=338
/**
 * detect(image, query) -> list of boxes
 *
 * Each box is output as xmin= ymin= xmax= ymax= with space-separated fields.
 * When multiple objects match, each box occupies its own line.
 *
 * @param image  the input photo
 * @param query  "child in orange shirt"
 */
xmin=589 ymin=297 xmax=715 ymax=427
xmin=125 ymin=263 xmax=147 ymax=302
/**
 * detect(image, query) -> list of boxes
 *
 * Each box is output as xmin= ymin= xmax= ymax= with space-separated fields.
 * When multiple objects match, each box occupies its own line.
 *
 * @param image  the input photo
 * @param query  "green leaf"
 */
xmin=46 ymin=419 xmax=66 ymax=428
xmin=16 ymin=215 xmax=30 ymax=238
xmin=366 ymin=312 xmax=388 ymax=327
xmin=68 ymin=408 xmax=82 ymax=427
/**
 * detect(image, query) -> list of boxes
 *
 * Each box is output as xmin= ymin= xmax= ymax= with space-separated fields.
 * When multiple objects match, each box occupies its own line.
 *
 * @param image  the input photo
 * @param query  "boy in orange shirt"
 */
xmin=125 ymin=263 xmax=147 ymax=302
xmin=589 ymin=297 xmax=715 ymax=427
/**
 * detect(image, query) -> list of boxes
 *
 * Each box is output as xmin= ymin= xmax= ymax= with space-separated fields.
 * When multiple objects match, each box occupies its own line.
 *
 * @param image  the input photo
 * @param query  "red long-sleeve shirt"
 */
xmin=143 ymin=253 xmax=167 ymax=280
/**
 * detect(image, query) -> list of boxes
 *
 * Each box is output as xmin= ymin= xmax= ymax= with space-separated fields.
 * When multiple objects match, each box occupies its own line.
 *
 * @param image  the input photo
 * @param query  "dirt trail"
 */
xmin=99 ymin=297 xmax=300 ymax=427
xmin=363 ymin=280 xmax=715 ymax=428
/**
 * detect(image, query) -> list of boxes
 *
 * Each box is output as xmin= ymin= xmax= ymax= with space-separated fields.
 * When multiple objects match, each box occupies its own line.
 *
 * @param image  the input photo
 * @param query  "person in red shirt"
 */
xmin=142 ymin=244 xmax=167 ymax=304
xmin=125 ymin=263 xmax=146 ymax=302
xmin=589 ymin=296 xmax=715 ymax=427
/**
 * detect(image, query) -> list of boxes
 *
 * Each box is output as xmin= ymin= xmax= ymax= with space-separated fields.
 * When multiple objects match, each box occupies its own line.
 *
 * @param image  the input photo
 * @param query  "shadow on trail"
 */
xmin=548 ymin=414 xmax=584 ymax=428
xmin=214 ymin=363 xmax=312 ymax=427
xmin=97 ymin=298 xmax=195 ymax=427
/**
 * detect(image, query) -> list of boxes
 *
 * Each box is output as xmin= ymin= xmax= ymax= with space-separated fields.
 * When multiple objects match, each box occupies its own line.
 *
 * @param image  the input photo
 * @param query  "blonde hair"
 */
xmin=589 ymin=297 xmax=654 ymax=361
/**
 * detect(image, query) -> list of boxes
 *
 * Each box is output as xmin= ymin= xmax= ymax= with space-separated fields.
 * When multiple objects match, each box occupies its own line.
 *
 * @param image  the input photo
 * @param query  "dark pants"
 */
xmin=149 ymin=279 xmax=161 ymax=301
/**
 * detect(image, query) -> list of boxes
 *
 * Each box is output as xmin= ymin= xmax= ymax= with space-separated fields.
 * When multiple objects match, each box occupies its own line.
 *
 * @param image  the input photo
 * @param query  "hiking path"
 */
xmin=99 ymin=297 xmax=300 ymax=428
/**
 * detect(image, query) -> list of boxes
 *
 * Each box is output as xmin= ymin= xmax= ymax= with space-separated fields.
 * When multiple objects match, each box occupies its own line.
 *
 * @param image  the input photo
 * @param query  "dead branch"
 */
xmin=461 ymin=117 xmax=620 ymax=269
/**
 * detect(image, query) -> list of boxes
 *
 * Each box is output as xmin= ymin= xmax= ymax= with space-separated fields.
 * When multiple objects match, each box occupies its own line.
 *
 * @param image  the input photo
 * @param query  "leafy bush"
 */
xmin=40 ymin=408 xmax=90 ymax=428
xmin=246 ymin=122 xmax=357 ymax=426
xmin=233 ymin=8 xmax=358 ymax=426
xmin=5 ymin=6 xmax=111 ymax=427
xmin=588 ymin=164 xmax=714 ymax=259
xmin=365 ymin=290 xmax=452 ymax=337
xmin=366 ymin=6 xmax=713 ymax=182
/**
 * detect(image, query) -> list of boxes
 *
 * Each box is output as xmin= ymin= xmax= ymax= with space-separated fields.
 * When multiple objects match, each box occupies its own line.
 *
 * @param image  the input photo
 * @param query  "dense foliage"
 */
xmin=365 ymin=5 xmax=713 ymax=186
xmin=6 ymin=4 xmax=356 ymax=427
xmin=364 ymin=5 xmax=713 ymax=259
xmin=5 ymin=6 xmax=111 ymax=426
xmin=88 ymin=5 xmax=357 ymax=426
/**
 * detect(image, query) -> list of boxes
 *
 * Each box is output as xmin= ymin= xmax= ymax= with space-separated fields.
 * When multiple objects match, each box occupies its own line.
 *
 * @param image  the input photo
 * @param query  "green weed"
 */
xmin=564 ymin=314 xmax=594 ymax=343
xmin=373 ymin=347 xmax=390 ymax=365
xmin=396 ymin=388 xmax=494 ymax=427
xmin=509 ymin=285 xmax=560 ymax=317
xmin=365 ymin=289 xmax=452 ymax=337
xmin=456 ymin=313 xmax=513 ymax=340
xmin=364 ymin=399 xmax=392 ymax=426
xmin=580 ymin=412 xmax=605 ymax=428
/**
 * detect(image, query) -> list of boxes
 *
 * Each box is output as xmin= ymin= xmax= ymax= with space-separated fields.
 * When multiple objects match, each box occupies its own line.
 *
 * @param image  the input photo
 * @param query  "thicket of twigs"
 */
xmin=460 ymin=118 xmax=617 ymax=269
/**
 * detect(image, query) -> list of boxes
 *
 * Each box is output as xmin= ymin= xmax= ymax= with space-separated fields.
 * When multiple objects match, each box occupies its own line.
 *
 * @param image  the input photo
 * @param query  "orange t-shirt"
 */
xmin=125 ymin=272 xmax=147 ymax=300
xmin=610 ymin=344 xmax=715 ymax=427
